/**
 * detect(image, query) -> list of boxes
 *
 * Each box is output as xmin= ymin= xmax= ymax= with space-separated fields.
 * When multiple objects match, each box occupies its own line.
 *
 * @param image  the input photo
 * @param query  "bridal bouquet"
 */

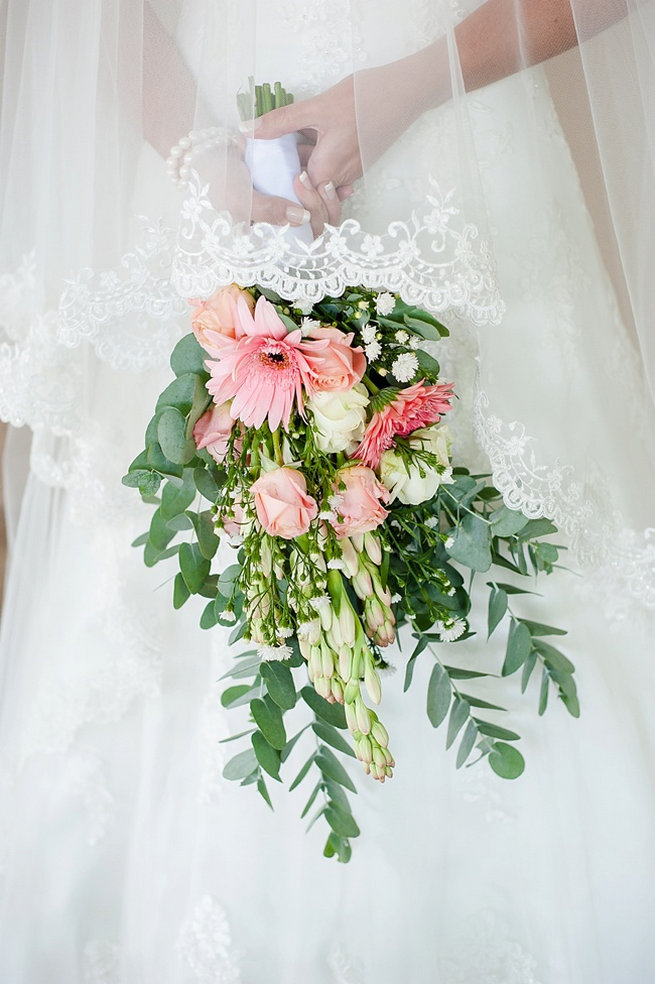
xmin=123 ymin=283 xmax=578 ymax=863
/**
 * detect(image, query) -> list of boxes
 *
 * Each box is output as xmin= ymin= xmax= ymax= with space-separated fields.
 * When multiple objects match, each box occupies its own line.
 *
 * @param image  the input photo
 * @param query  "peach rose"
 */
xmin=302 ymin=326 xmax=366 ymax=392
xmin=330 ymin=465 xmax=390 ymax=539
xmin=189 ymin=285 xmax=255 ymax=351
xmin=251 ymin=467 xmax=318 ymax=540
xmin=193 ymin=402 xmax=235 ymax=463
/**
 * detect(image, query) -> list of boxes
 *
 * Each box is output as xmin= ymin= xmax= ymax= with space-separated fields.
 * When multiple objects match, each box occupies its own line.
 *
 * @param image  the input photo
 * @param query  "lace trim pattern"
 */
xmin=475 ymin=391 xmax=655 ymax=609
xmin=172 ymin=174 xmax=504 ymax=325
xmin=177 ymin=895 xmax=243 ymax=984
xmin=58 ymin=221 xmax=187 ymax=374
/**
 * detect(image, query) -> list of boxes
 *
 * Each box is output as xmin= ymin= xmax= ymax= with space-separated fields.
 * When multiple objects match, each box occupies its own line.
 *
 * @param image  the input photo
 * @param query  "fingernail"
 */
xmin=324 ymin=181 xmax=337 ymax=200
xmin=286 ymin=206 xmax=311 ymax=225
xmin=299 ymin=170 xmax=312 ymax=188
xmin=238 ymin=118 xmax=262 ymax=134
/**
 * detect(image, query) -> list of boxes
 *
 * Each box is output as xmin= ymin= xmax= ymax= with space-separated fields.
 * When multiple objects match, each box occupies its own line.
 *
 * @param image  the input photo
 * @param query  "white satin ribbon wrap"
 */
xmin=245 ymin=133 xmax=314 ymax=245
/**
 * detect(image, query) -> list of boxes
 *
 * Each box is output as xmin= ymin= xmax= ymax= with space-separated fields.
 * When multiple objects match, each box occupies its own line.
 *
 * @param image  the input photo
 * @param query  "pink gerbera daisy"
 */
xmin=353 ymin=380 xmax=454 ymax=468
xmin=205 ymin=295 xmax=321 ymax=432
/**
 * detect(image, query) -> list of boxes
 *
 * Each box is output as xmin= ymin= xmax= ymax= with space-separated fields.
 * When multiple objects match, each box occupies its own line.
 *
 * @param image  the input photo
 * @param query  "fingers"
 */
xmin=251 ymin=190 xmax=311 ymax=228
xmin=294 ymin=171 xmax=342 ymax=237
xmin=316 ymin=179 xmax=343 ymax=226
xmin=241 ymin=100 xmax=315 ymax=140
xmin=249 ymin=176 xmax=342 ymax=239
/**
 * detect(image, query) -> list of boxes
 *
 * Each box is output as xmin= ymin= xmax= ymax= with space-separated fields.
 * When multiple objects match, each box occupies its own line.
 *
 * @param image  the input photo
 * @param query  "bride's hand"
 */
xmin=249 ymin=58 xmax=437 ymax=208
xmin=199 ymin=145 xmax=342 ymax=237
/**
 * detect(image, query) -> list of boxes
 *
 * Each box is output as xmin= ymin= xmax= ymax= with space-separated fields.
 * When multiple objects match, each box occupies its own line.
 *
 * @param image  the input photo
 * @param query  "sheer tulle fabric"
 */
xmin=1 ymin=2 xmax=655 ymax=982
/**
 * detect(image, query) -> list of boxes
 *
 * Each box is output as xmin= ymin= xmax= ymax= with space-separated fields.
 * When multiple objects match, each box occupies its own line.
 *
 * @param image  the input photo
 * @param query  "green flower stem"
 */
xmin=362 ymin=375 xmax=380 ymax=395
xmin=440 ymin=486 xmax=493 ymax=525
xmin=272 ymin=428 xmax=284 ymax=466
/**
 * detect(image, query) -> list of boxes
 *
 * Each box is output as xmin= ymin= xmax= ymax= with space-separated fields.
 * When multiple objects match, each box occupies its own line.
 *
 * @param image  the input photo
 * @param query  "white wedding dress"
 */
xmin=1 ymin=2 xmax=655 ymax=982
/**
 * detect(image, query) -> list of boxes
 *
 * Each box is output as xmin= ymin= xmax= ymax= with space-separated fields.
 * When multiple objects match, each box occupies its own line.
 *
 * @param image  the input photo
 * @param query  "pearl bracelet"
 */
xmin=165 ymin=127 xmax=235 ymax=188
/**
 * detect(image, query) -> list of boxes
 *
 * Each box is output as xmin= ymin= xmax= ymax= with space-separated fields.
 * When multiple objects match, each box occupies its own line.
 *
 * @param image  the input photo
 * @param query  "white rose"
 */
xmin=380 ymin=425 xmax=453 ymax=504
xmin=308 ymin=384 xmax=370 ymax=454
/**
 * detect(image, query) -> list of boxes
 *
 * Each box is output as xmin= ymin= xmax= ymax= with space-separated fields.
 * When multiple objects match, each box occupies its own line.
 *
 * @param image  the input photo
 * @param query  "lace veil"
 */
xmin=2 ymin=0 xmax=653 ymax=603
xmin=1 ymin=4 xmax=655 ymax=980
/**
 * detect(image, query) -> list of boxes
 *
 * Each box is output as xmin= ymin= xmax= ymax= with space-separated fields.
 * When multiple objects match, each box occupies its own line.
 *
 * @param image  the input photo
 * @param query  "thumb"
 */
xmin=241 ymin=100 xmax=315 ymax=140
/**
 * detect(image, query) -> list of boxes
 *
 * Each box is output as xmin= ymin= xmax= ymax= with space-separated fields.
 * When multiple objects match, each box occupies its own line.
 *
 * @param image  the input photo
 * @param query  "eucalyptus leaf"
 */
xmin=280 ymin=727 xmax=307 ymax=763
xmin=221 ymin=683 xmax=259 ymax=709
xmin=147 ymin=442 xmax=183 ymax=479
xmin=486 ymin=581 xmax=540 ymax=597
xmin=519 ymin=619 xmax=567 ymax=637
xmin=443 ymin=666 xmax=489 ymax=680
xmin=323 ymin=780 xmax=351 ymax=814
xmin=193 ymin=465 xmax=221 ymax=503
xmin=199 ymin=600 xmax=218 ymax=629
xmin=561 ymin=691 xmax=581 ymax=718
xmin=533 ymin=640 xmax=575 ymax=675
xmin=446 ymin=513 xmax=492 ymax=572
xmin=143 ymin=541 xmax=179 ymax=568
xmin=170 ymin=332 xmax=208 ymax=377
xmin=156 ymin=373 xmax=197 ymax=415
xmin=415 ymin=349 xmax=441 ymax=375
xmin=312 ymin=722 xmax=356 ymax=758
xmin=301 ymin=686 xmax=347 ymax=729
xmin=487 ymin=587 xmax=508 ymax=638
xmin=325 ymin=806 xmax=360 ymax=839
xmin=160 ymin=472 xmax=196 ymax=521
xmin=189 ymin=509 xmax=220 ymax=560
xmin=502 ymin=621 xmax=532 ymax=676
xmin=488 ymin=742 xmax=525 ymax=779
xmin=186 ymin=375 xmax=213 ymax=437
xmin=426 ymin=663 xmax=452 ymax=729
xmin=315 ymin=747 xmax=357 ymax=793
xmin=222 ymin=748 xmax=258 ymax=781
xmin=489 ymin=505 xmax=529 ymax=536
xmin=445 ymin=696 xmax=470 ymax=749
xmin=289 ymin=753 xmax=315 ymax=791
xmin=521 ymin=649 xmax=539 ymax=693
xmin=257 ymin=776 xmax=274 ymax=809
xmin=250 ymin=696 xmax=287 ymax=750
xmin=221 ymin=684 xmax=253 ymax=708
xmin=218 ymin=564 xmax=241 ymax=598
xmin=252 ymin=730 xmax=282 ymax=780
xmin=260 ymin=661 xmax=296 ymax=711
xmin=149 ymin=508 xmax=175 ymax=551
xmin=456 ymin=719 xmax=478 ymax=768
xmin=517 ymin=518 xmax=558 ymax=540
xmin=300 ymin=781 xmax=322 ymax=819
xmin=474 ymin=721 xmax=521 ymax=741
xmin=538 ymin=669 xmax=550 ymax=715
xmin=158 ymin=407 xmax=197 ymax=466
xmin=179 ymin=542 xmax=211 ymax=594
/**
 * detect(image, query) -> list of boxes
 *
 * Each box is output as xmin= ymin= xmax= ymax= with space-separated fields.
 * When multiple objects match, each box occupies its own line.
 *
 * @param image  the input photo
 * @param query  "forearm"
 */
xmin=402 ymin=0 xmax=628 ymax=117
xmin=142 ymin=2 xmax=197 ymax=158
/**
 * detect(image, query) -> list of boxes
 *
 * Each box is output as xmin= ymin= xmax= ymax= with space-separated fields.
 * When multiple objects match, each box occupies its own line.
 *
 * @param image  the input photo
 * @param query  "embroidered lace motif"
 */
xmin=443 ymin=909 xmax=544 ymax=984
xmin=172 ymin=174 xmax=504 ymax=325
xmin=82 ymin=941 xmax=121 ymax=984
xmin=328 ymin=945 xmax=365 ymax=984
xmin=19 ymin=596 xmax=162 ymax=766
xmin=177 ymin=895 xmax=243 ymax=984
xmin=69 ymin=748 xmax=117 ymax=847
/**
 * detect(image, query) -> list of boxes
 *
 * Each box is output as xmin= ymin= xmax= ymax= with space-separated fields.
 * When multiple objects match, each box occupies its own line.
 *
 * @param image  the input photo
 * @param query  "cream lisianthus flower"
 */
xmin=379 ymin=425 xmax=453 ymax=504
xmin=308 ymin=383 xmax=369 ymax=454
